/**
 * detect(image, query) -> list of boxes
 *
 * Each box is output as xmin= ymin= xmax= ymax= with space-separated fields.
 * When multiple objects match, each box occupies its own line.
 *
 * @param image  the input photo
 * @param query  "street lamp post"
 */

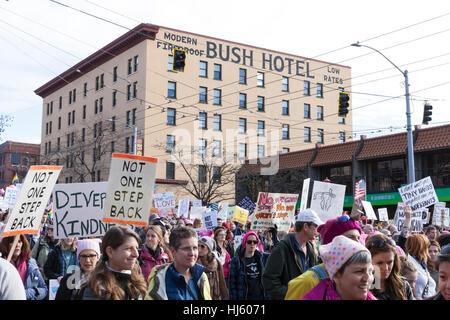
xmin=351 ymin=42 xmax=415 ymax=184
xmin=106 ymin=118 xmax=137 ymax=155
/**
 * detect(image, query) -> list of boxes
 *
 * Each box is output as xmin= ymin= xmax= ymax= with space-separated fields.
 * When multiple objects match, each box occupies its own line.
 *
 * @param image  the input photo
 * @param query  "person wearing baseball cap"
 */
xmin=262 ymin=209 xmax=322 ymax=300
xmin=285 ymin=215 xmax=362 ymax=300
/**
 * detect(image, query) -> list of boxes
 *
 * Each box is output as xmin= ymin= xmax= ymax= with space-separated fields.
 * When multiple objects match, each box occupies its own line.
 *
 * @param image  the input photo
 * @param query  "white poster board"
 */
xmin=377 ymin=208 xmax=389 ymax=222
xmin=433 ymin=204 xmax=449 ymax=227
xmin=398 ymin=176 xmax=439 ymax=211
xmin=48 ymin=279 xmax=59 ymax=300
xmin=154 ymin=192 xmax=176 ymax=209
xmin=190 ymin=206 xmax=206 ymax=220
xmin=362 ymin=200 xmax=378 ymax=220
xmin=310 ymin=181 xmax=346 ymax=223
xmin=53 ymin=182 xmax=119 ymax=239
xmin=1 ymin=166 xmax=62 ymax=238
xmin=192 ymin=200 xmax=202 ymax=207
xmin=103 ymin=153 xmax=158 ymax=227
xmin=177 ymin=197 xmax=190 ymax=218
xmin=299 ymin=178 xmax=310 ymax=212
xmin=202 ymin=209 xmax=218 ymax=230
xmin=217 ymin=203 xmax=229 ymax=221
xmin=3 ymin=185 xmax=21 ymax=209
xmin=393 ymin=204 xmax=424 ymax=233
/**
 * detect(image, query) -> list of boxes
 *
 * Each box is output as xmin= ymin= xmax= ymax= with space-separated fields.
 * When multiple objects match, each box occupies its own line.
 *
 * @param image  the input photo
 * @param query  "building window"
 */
xmin=282 ymin=77 xmax=289 ymax=92
xmin=72 ymin=89 xmax=76 ymax=103
xmin=213 ymin=166 xmax=221 ymax=184
xmin=83 ymin=82 xmax=87 ymax=97
xmin=257 ymin=96 xmax=265 ymax=112
xmin=97 ymin=170 xmax=101 ymax=182
xmin=304 ymin=103 xmax=311 ymax=118
xmin=317 ymin=106 xmax=324 ymax=120
xmin=212 ymin=140 xmax=221 ymax=157
xmin=127 ymin=84 xmax=132 ymax=101
xmin=126 ymin=110 xmax=131 ymax=125
xmin=133 ymin=82 xmax=138 ymax=99
xmin=213 ymin=114 xmax=221 ymax=131
xmin=72 ymin=110 xmax=75 ymax=125
xmin=199 ymin=87 xmax=207 ymax=103
xmin=95 ymin=76 xmax=99 ymax=91
xmin=317 ymin=83 xmax=323 ymax=98
xmin=168 ymin=54 xmax=173 ymax=71
xmin=69 ymin=91 xmax=72 ymax=104
xmin=282 ymin=100 xmax=289 ymax=115
xmin=111 ymin=141 xmax=115 ymax=153
xmin=304 ymin=127 xmax=311 ymax=142
xmin=239 ymin=118 xmax=247 ymax=134
xmin=112 ymin=90 xmax=117 ymax=107
xmin=304 ymin=81 xmax=310 ymax=95
xmin=59 ymin=96 xmax=62 ymax=109
xmin=134 ymin=55 xmax=139 ymax=73
xmin=167 ymin=108 xmax=176 ymax=125
xmin=111 ymin=116 xmax=116 ymax=132
xmin=128 ymin=58 xmax=132 ymax=75
xmin=239 ymin=68 xmax=247 ymax=84
xmin=339 ymin=131 xmax=346 ymax=143
xmin=239 ymin=143 xmax=247 ymax=159
xmin=257 ymin=72 xmax=264 ymax=87
xmin=282 ymin=124 xmax=290 ymax=139
xmin=282 ymin=148 xmax=290 ymax=153
xmin=57 ymin=137 xmax=60 ymax=151
xmin=198 ymin=165 xmax=207 ymax=183
xmin=258 ymin=121 xmax=265 ymax=136
xmin=83 ymin=105 xmax=86 ymax=119
xmin=132 ymin=108 xmax=137 ymax=125
xmin=125 ymin=137 xmax=131 ymax=153
xmin=10 ymin=153 xmax=20 ymax=165
xmin=213 ymin=64 xmax=222 ymax=80
xmin=82 ymin=128 xmax=85 ymax=142
xmin=113 ymin=66 xmax=118 ymax=82
xmin=199 ymin=112 xmax=207 ymax=130
xmin=58 ymin=117 xmax=61 ymax=130
xmin=213 ymin=89 xmax=221 ymax=105
xmin=239 ymin=93 xmax=247 ymax=109
xmin=168 ymin=81 xmax=176 ymax=98
xmin=318 ymin=129 xmax=324 ymax=144
xmin=68 ymin=112 xmax=71 ymax=126
xmin=199 ymin=61 xmax=207 ymax=77
xmin=166 ymin=162 xmax=175 ymax=179
xmin=99 ymin=98 xmax=103 ymax=113
xmin=100 ymin=74 xmax=104 ymax=89
xmin=258 ymin=145 xmax=265 ymax=158
xmin=198 ymin=139 xmax=207 ymax=155
xmin=166 ymin=135 xmax=175 ymax=153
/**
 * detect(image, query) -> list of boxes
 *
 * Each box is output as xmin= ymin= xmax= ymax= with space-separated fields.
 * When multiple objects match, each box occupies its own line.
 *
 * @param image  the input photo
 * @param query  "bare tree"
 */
xmin=0 ymin=115 xmax=13 ymax=142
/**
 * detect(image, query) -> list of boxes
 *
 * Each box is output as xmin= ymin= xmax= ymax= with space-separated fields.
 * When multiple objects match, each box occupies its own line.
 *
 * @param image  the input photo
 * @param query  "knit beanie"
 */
xmin=75 ymin=239 xmax=101 ymax=259
xmin=319 ymin=235 xmax=370 ymax=280
xmin=199 ymin=236 xmax=217 ymax=253
xmin=317 ymin=215 xmax=362 ymax=245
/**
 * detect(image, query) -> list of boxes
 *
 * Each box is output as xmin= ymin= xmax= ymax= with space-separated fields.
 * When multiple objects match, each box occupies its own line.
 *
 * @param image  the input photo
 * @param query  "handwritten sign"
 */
xmin=361 ymin=201 xmax=377 ymax=220
xmin=433 ymin=203 xmax=449 ymax=227
xmin=3 ymin=185 xmax=22 ymax=209
xmin=1 ymin=166 xmax=62 ymax=237
xmin=250 ymin=192 xmax=298 ymax=232
xmin=232 ymin=206 xmax=249 ymax=225
xmin=178 ymin=197 xmax=190 ymax=218
xmin=299 ymin=178 xmax=310 ymax=212
xmin=103 ymin=153 xmax=158 ymax=226
xmin=190 ymin=206 xmax=206 ymax=220
xmin=393 ymin=204 xmax=423 ymax=233
xmin=154 ymin=192 xmax=176 ymax=209
xmin=202 ymin=209 xmax=218 ymax=229
xmin=227 ymin=206 xmax=235 ymax=219
xmin=53 ymin=182 xmax=120 ymax=239
xmin=192 ymin=200 xmax=202 ymax=207
xmin=398 ymin=176 xmax=439 ymax=211
xmin=310 ymin=181 xmax=346 ymax=223
xmin=377 ymin=208 xmax=389 ymax=222
xmin=217 ymin=203 xmax=229 ymax=221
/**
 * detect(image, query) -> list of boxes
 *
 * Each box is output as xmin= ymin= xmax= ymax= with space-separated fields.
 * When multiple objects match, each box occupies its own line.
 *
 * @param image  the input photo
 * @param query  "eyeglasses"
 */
xmin=246 ymin=240 xmax=258 ymax=245
xmin=79 ymin=254 xmax=98 ymax=260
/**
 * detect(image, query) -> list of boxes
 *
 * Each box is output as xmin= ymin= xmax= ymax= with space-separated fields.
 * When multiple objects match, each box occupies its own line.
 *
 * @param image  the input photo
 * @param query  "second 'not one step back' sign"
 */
xmin=103 ymin=153 xmax=158 ymax=226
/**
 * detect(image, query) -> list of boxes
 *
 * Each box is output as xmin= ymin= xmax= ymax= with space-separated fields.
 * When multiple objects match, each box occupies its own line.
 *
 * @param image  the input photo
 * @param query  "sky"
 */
xmin=0 ymin=0 xmax=449 ymax=145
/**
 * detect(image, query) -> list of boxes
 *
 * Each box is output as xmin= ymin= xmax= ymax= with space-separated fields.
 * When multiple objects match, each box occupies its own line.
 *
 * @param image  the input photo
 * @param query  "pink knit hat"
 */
xmin=317 ymin=215 xmax=362 ymax=245
xmin=76 ymin=239 xmax=101 ymax=259
xmin=242 ymin=231 xmax=264 ymax=252
xmin=319 ymin=235 xmax=370 ymax=280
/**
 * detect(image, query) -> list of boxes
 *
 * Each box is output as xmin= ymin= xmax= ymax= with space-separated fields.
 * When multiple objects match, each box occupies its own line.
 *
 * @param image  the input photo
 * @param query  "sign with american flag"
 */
xmin=354 ymin=179 xmax=366 ymax=206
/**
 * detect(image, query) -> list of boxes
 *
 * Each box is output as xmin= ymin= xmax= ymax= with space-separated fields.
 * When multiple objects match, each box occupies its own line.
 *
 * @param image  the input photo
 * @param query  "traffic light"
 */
xmin=338 ymin=92 xmax=350 ymax=118
xmin=173 ymin=48 xmax=186 ymax=73
xmin=422 ymin=102 xmax=432 ymax=125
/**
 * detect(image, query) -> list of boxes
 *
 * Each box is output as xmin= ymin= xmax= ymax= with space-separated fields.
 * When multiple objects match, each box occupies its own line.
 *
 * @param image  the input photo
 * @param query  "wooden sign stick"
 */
xmin=6 ymin=234 xmax=20 ymax=262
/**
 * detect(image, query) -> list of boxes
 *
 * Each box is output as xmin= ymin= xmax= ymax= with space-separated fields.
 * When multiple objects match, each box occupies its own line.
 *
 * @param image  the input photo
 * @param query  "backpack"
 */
xmin=309 ymin=265 xmax=328 ymax=280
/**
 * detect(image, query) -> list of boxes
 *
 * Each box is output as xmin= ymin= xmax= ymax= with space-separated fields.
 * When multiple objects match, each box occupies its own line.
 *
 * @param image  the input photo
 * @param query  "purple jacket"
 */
xmin=301 ymin=278 xmax=377 ymax=300
xmin=139 ymin=246 xmax=169 ymax=285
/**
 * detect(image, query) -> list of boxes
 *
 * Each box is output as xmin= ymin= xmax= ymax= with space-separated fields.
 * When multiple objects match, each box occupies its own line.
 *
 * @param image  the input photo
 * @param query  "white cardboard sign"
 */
xmin=299 ymin=178 xmax=310 ymax=212
xmin=202 ymin=209 xmax=218 ymax=230
xmin=177 ymin=197 xmax=190 ymax=218
xmin=154 ymin=192 xmax=176 ymax=209
xmin=398 ymin=176 xmax=439 ymax=211
xmin=310 ymin=181 xmax=346 ymax=223
xmin=377 ymin=208 xmax=389 ymax=222
xmin=362 ymin=200 xmax=378 ymax=220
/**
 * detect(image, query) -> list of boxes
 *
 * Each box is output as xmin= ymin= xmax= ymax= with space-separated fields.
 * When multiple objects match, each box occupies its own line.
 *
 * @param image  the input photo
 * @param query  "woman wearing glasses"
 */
xmin=229 ymin=231 xmax=269 ymax=300
xmin=365 ymin=234 xmax=415 ymax=300
xmin=55 ymin=239 xmax=101 ymax=300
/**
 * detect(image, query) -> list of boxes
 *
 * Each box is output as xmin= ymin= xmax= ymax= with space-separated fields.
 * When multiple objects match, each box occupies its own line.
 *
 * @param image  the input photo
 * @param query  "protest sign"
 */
xmin=299 ymin=178 xmax=310 ymax=212
xmin=3 ymin=185 xmax=21 ymax=209
xmin=217 ymin=203 xmax=229 ymax=221
xmin=48 ymin=279 xmax=59 ymax=300
xmin=232 ymin=206 xmax=249 ymax=225
xmin=361 ymin=201 xmax=377 ymax=220
xmin=433 ymin=203 xmax=449 ymax=227
xmin=377 ymin=208 xmax=389 ymax=222
xmin=103 ymin=153 xmax=158 ymax=226
xmin=227 ymin=206 xmax=235 ymax=219
xmin=250 ymin=192 xmax=298 ymax=232
xmin=154 ymin=192 xmax=176 ymax=209
xmin=192 ymin=200 xmax=202 ymax=207
xmin=178 ymin=197 xmax=190 ymax=218
xmin=310 ymin=181 xmax=346 ymax=223
xmin=202 ymin=209 xmax=218 ymax=229
xmin=190 ymin=206 xmax=206 ymax=220
xmin=1 ymin=166 xmax=62 ymax=238
xmin=398 ymin=176 xmax=439 ymax=211
xmin=52 ymin=182 xmax=120 ymax=239
xmin=234 ymin=234 xmax=244 ymax=249
xmin=393 ymin=204 xmax=423 ymax=232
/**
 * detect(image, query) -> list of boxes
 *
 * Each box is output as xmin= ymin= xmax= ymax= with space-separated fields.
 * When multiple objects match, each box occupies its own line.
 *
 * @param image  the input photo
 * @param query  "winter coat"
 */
xmin=407 ymin=254 xmax=436 ymax=299
xmin=373 ymin=278 xmax=416 ymax=300
xmin=262 ymin=233 xmax=319 ymax=300
xmin=145 ymin=262 xmax=211 ymax=300
xmin=0 ymin=257 xmax=26 ymax=300
xmin=138 ymin=246 xmax=169 ymax=285
xmin=301 ymin=278 xmax=377 ymax=300
xmin=229 ymin=246 xmax=269 ymax=300
xmin=55 ymin=271 xmax=89 ymax=300
xmin=31 ymin=237 xmax=57 ymax=281
xmin=285 ymin=263 xmax=327 ymax=300
xmin=198 ymin=256 xmax=229 ymax=300
xmin=80 ymin=269 xmax=140 ymax=300
xmin=23 ymin=258 xmax=48 ymax=300
xmin=44 ymin=244 xmax=78 ymax=280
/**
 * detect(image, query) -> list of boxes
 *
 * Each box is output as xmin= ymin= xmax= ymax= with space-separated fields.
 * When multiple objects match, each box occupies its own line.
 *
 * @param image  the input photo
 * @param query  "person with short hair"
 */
xmin=145 ymin=226 xmax=211 ymax=300
xmin=301 ymin=235 xmax=376 ymax=300
xmin=0 ymin=235 xmax=48 ymax=300
xmin=262 ymin=209 xmax=322 ymax=300
xmin=430 ymin=244 xmax=450 ymax=300
xmin=425 ymin=225 xmax=439 ymax=242
xmin=80 ymin=226 xmax=147 ymax=300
